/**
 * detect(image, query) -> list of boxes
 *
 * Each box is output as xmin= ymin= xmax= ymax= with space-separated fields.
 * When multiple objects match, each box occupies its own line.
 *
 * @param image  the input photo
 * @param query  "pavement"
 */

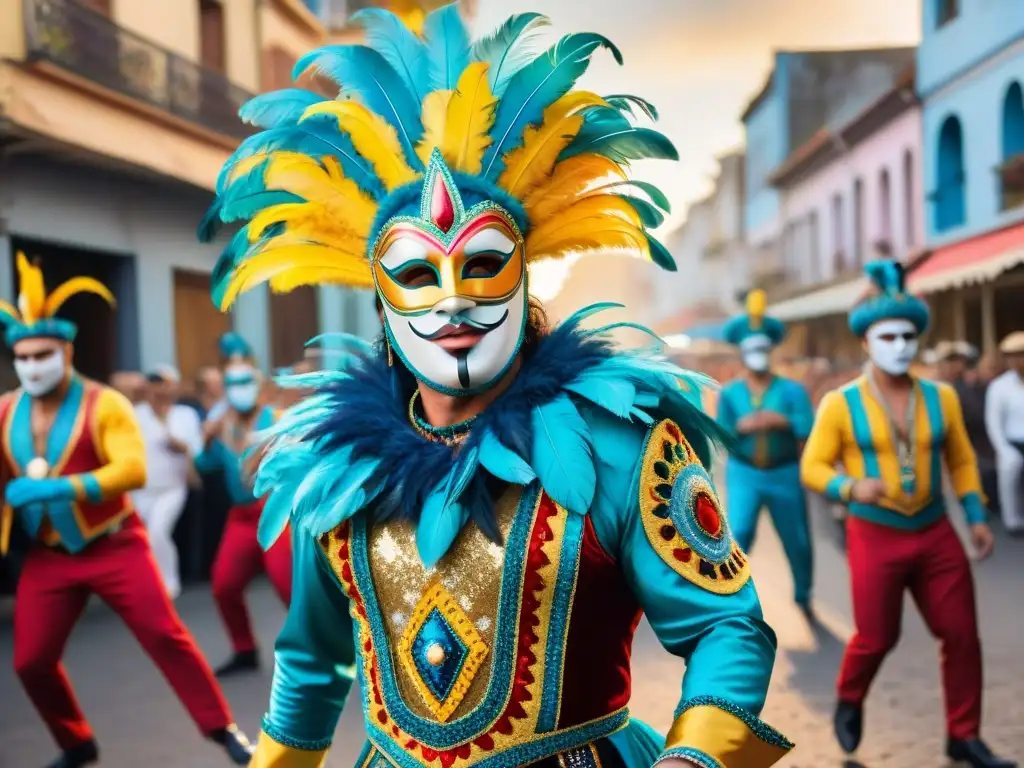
xmin=1 ymin=498 xmax=1023 ymax=768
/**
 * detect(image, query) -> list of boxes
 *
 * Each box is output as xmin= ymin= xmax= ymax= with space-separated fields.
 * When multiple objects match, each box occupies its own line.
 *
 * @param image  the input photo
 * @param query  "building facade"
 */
xmin=766 ymin=69 xmax=923 ymax=368
xmin=908 ymin=0 xmax=1024 ymax=352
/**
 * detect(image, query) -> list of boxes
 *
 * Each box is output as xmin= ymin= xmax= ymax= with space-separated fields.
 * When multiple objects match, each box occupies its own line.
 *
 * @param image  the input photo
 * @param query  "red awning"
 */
xmin=909 ymin=221 xmax=1024 ymax=294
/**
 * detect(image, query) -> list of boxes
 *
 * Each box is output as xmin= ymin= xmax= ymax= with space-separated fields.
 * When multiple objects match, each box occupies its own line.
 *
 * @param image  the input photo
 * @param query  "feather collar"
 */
xmin=256 ymin=304 xmax=724 ymax=566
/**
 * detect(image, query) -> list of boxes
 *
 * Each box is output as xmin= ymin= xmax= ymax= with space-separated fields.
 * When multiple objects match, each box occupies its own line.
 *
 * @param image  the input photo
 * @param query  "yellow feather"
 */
xmin=248 ymin=203 xmax=368 ymax=252
xmin=222 ymin=244 xmax=373 ymax=309
xmin=43 ymin=277 xmax=115 ymax=318
xmin=746 ymin=288 xmax=767 ymax=318
xmin=16 ymin=252 xmax=46 ymax=324
xmin=302 ymin=101 xmax=419 ymax=191
xmin=526 ymin=216 xmax=650 ymax=263
xmin=498 ymin=92 xmax=606 ymax=199
xmin=417 ymin=90 xmax=454 ymax=167
xmin=441 ymin=62 xmax=497 ymax=175
xmin=263 ymin=153 xmax=377 ymax=237
xmin=523 ymin=154 xmax=626 ymax=224
xmin=0 ymin=299 xmax=21 ymax=324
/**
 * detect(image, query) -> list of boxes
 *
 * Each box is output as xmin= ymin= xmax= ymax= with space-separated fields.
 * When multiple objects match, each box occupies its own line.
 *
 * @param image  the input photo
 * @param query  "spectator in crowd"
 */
xmin=179 ymin=365 xmax=224 ymax=421
xmin=132 ymin=365 xmax=204 ymax=598
xmin=978 ymin=352 xmax=1004 ymax=385
xmin=985 ymin=331 xmax=1024 ymax=536
xmin=110 ymin=370 xmax=146 ymax=403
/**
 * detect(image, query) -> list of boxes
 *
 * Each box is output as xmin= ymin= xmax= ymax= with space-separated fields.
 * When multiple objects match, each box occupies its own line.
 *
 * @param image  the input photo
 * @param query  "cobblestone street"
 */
xmin=1 ymin=498 xmax=1022 ymax=767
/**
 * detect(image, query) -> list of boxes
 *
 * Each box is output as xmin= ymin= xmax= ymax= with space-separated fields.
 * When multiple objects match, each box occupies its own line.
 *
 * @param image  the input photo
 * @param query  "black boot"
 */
xmin=947 ymin=737 xmax=1017 ymax=768
xmin=214 ymin=649 xmax=259 ymax=677
xmin=209 ymin=724 xmax=255 ymax=765
xmin=833 ymin=700 xmax=863 ymax=753
xmin=45 ymin=739 xmax=99 ymax=768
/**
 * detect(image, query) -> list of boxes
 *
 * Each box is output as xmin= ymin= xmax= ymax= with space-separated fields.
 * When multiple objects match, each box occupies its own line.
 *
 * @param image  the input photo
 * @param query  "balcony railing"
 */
xmin=23 ymin=0 xmax=254 ymax=141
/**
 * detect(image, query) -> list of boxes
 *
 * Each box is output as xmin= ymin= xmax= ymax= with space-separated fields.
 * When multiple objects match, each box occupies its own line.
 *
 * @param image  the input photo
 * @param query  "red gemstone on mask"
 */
xmin=430 ymin=176 xmax=456 ymax=233
xmin=695 ymin=494 xmax=722 ymax=538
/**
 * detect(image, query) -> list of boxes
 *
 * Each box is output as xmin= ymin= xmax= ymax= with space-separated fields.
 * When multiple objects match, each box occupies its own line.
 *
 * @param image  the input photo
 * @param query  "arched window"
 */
xmin=903 ymin=149 xmax=916 ymax=247
xmin=1000 ymin=82 xmax=1024 ymax=211
xmin=878 ymin=167 xmax=892 ymax=250
xmin=935 ymin=0 xmax=959 ymax=27
xmin=934 ymin=115 xmax=965 ymax=232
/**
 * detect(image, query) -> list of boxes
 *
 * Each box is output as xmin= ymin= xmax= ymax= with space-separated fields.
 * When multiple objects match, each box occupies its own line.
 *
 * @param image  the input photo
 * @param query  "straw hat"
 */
xmin=999 ymin=331 xmax=1024 ymax=355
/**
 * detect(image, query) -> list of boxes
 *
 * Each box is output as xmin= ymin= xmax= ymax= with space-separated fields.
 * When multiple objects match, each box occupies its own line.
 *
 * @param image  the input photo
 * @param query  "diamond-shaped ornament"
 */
xmin=398 ymin=582 xmax=489 ymax=722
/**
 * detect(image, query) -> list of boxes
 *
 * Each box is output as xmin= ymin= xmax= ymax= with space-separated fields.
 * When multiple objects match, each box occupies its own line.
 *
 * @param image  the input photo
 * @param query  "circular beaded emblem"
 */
xmin=668 ymin=463 xmax=732 ymax=565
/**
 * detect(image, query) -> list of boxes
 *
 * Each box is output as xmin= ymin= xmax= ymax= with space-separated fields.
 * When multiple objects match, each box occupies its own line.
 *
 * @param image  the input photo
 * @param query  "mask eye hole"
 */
xmin=462 ymin=253 xmax=506 ymax=279
xmin=393 ymin=262 xmax=440 ymax=289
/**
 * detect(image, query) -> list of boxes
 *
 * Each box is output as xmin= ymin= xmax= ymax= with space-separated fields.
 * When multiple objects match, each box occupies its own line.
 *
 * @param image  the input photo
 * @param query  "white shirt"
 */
xmin=134 ymin=402 xmax=204 ymax=490
xmin=984 ymin=370 xmax=1024 ymax=455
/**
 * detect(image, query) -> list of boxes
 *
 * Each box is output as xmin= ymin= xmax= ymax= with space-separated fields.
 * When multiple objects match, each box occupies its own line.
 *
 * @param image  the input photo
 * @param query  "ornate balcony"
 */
xmin=22 ymin=0 xmax=254 ymax=141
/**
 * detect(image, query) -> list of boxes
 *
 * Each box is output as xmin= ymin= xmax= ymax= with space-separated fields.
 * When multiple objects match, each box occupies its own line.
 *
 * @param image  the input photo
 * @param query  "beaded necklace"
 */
xmin=866 ymin=372 xmax=918 ymax=496
xmin=408 ymin=391 xmax=475 ymax=447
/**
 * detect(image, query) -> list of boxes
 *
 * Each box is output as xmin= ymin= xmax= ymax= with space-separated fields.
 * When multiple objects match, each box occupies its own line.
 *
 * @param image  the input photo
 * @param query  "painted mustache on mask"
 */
xmin=409 ymin=309 xmax=509 ymax=341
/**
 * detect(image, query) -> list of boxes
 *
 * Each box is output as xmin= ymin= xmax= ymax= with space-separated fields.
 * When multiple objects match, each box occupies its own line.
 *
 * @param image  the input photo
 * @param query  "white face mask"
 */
xmin=866 ymin=319 xmax=919 ymax=376
xmin=739 ymin=334 xmax=772 ymax=373
xmin=224 ymin=364 xmax=260 ymax=413
xmin=15 ymin=348 xmax=67 ymax=397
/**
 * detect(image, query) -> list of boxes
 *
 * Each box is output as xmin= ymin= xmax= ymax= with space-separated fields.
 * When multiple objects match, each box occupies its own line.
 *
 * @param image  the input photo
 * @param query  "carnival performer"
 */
xmin=717 ymin=289 xmax=814 ymax=612
xmin=196 ymin=332 xmax=290 ymax=677
xmin=199 ymin=7 xmax=793 ymax=767
xmin=801 ymin=261 xmax=1013 ymax=768
xmin=0 ymin=254 xmax=253 ymax=768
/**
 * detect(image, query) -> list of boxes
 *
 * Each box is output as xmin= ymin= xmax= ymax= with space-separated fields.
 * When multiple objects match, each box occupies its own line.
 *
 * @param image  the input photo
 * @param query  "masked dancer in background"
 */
xmin=717 ymin=289 xmax=815 ymax=614
xmin=200 ymin=7 xmax=793 ymax=767
xmin=195 ymin=332 xmax=289 ymax=677
xmin=801 ymin=261 xmax=1012 ymax=768
xmin=0 ymin=255 xmax=252 ymax=767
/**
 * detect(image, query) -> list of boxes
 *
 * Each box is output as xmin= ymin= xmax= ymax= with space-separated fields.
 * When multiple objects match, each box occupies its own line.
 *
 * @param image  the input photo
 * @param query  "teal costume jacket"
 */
xmin=717 ymin=376 xmax=814 ymax=468
xmin=248 ymin=311 xmax=793 ymax=768
xmin=194 ymin=405 xmax=275 ymax=506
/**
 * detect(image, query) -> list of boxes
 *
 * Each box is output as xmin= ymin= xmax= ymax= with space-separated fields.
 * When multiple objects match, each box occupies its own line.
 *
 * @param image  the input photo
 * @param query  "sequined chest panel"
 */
xmin=322 ymin=486 xmax=628 ymax=768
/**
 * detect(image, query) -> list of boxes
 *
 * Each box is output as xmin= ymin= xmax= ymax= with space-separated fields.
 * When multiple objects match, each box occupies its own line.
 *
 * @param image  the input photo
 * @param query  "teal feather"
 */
xmin=864 ymin=259 xmax=904 ymax=295
xmin=482 ymin=32 xmax=623 ymax=179
xmin=562 ymin=301 xmax=625 ymax=327
xmin=617 ymin=193 xmax=664 ymax=228
xmin=350 ymin=8 xmax=429 ymax=101
xmin=470 ymin=12 xmax=551 ymax=98
xmin=565 ymin=376 xmax=637 ymax=420
xmin=443 ymin=445 xmax=480 ymax=511
xmin=478 ymin=430 xmax=536 ymax=485
xmin=197 ymin=200 xmax=223 ymax=242
xmin=0 ymin=303 xmax=20 ymax=327
xmin=294 ymin=45 xmax=424 ymax=167
xmin=589 ymin=320 xmax=664 ymax=341
xmin=309 ymin=459 xmax=381 ymax=532
xmin=589 ymin=179 xmax=671 ymax=212
xmin=239 ymin=89 xmax=324 ymax=129
xmin=530 ymin=395 xmax=595 ymax=515
xmin=211 ymin=228 xmax=253 ymax=305
xmin=423 ymin=4 xmax=471 ymax=92
xmin=560 ymin=124 xmax=678 ymax=164
xmin=417 ymin=474 xmax=472 ymax=568
xmin=645 ymin=233 xmax=676 ymax=271
xmin=257 ymin=491 xmax=293 ymax=548
xmin=603 ymin=94 xmax=659 ymax=121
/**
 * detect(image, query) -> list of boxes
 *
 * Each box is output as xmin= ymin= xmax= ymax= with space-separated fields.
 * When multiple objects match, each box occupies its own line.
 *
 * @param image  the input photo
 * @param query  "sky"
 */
xmin=471 ymin=0 xmax=922 ymax=231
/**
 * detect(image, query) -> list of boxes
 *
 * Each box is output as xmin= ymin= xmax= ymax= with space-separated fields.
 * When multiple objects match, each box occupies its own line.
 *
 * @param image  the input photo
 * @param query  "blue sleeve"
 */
xmin=261 ymin=531 xmax=356 ymax=751
xmin=716 ymin=385 xmax=737 ymax=434
xmin=787 ymin=381 xmax=816 ymax=441
xmin=588 ymin=415 xmax=792 ymax=766
xmin=193 ymin=440 xmax=224 ymax=474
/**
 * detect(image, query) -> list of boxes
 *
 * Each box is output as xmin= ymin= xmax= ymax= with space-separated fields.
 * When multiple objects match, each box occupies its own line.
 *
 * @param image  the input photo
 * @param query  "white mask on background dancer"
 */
xmin=739 ymin=334 xmax=772 ymax=373
xmin=866 ymin=319 xmax=919 ymax=376
xmin=14 ymin=348 xmax=66 ymax=397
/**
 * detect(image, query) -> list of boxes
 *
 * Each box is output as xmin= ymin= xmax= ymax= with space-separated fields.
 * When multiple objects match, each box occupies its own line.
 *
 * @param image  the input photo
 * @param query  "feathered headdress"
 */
xmin=219 ymin=331 xmax=255 ymax=362
xmin=849 ymin=260 xmax=930 ymax=337
xmin=200 ymin=5 xmax=678 ymax=310
xmin=723 ymin=289 xmax=785 ymax=347
xmin=0 ymin=253 xmax=115 ymax=348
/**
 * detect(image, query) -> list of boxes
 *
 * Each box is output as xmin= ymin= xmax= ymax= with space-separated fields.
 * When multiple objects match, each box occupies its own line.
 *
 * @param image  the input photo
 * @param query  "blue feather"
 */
xmin=587 ymin=179 xmax=671 ymax=212
xmin=443 ymin=445 xmax=480 ymax=511
xmin=603 ymin=93 xmax=659 ymax=121
xmin=423 ymin=4 xmax=471 ymax=92
xmin=645 ymin=233 xmax=676 ymax=271
xmin=470 ymin=12 xmax=551 ymax=98
xmin=350 ymin=8 xmax=429 ymax=101
xmin=617 ymin=193 xmax=664 ymax=228
xmin=478 ymin=429 xmax=536 ymax=485
xmin=560 ymin=124 xmax=678 ymax=164
xmin=294 ymin=45 xmax=424 ymax=168
xmin=482 ymin=32 xmax=623 ymax=179
xmin=239 ymin=89 xmax=324 ymax=129
xmin=197 ymin=200 xmax=223 ymax=242
xmin=864 ymin=259 xmax=903 ymax=294
xmin=564 ymin=376 xmax=637 ymax=420
xmin=258 ymin=491 xmax=293 ymax=549
xmin=530 ymin=395 xmax=595 ymax=515
xmin=310 ymin=459 xmax=381 ymax=533
xmin=418 ymin=474 xmax=471 ymax=567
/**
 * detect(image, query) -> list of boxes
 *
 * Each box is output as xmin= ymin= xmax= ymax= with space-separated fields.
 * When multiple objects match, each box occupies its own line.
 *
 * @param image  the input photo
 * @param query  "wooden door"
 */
xmin=174 ymin=269 xmax=231 ymax=382
xmin=199 ymin=0 xmax=226 ymax=73
xmin=270 ymin=286 xmax=319 ymax=369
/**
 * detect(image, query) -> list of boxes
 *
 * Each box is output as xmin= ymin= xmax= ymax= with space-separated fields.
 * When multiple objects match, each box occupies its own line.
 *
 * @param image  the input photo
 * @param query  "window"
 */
xmin=853 ymin=177 xmax=864 ymax=266
xmin=199 ymin=0 xmax=226 ymax=74
xmin=831 ymin=193 xmax=845 ymax=275
xmin=999 ymin=82 xmax=1024 ymax=211
xmin=878 ymin=168 xmax=892 ymax=250
xmin=935 ymin=0 xmax=959 ymax=28
xmin=903 ymin=149 xmax=916 ymax=247
xmin=934 ymin=115 xmax=966 ymax=232
xmin=808 ymin=210 xmax=820 ymax=283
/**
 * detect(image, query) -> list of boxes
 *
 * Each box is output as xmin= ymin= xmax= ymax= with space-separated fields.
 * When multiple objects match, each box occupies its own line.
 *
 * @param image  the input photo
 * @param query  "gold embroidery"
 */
xmin=639 ymin=419 xmax=750 ymax=595
xmin=398 ymin=581 xmax=489 ymax=722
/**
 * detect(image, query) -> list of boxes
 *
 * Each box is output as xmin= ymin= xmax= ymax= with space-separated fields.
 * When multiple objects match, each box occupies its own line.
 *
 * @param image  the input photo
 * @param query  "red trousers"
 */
xmin=211 ymin=504 xmax=292 ymax=654
xmin=13 ymin=515 xmax=232 ymax=750
xmin=838 ymin=515 xmax=982 ymax=739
